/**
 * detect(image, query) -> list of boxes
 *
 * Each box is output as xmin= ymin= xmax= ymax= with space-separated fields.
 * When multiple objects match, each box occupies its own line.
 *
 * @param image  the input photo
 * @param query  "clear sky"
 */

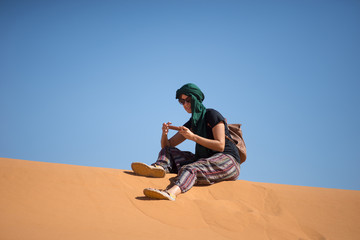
xmin=1 ymin=0 xmax=359 ymax=190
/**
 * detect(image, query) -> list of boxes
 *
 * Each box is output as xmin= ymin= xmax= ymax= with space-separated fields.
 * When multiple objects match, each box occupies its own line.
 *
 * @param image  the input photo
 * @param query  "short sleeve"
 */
xmin=206 ymin=109 xmax=225 ymax=128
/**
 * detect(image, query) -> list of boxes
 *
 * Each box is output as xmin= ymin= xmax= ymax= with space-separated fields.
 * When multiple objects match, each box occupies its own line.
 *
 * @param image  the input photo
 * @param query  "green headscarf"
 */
xmin=176 ymin=83 xmax=210 ymax=159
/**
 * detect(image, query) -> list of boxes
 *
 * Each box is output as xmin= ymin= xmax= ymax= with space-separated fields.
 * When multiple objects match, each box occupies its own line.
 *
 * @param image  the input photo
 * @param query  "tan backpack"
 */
xmin=225 ymin=123 xmax=247 ymax=164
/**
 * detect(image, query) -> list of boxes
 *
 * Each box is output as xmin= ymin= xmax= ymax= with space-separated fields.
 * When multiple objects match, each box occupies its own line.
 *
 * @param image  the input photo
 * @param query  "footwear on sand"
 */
xmin=131 ymin=162 xmax=166 ymax=178
xmin=143 ymin=188 xmax=176 ymax=201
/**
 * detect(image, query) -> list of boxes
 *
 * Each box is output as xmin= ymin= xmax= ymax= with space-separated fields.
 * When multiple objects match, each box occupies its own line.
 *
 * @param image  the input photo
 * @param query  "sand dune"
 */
xmin=1 ymin=157 xmax=359 ymax=240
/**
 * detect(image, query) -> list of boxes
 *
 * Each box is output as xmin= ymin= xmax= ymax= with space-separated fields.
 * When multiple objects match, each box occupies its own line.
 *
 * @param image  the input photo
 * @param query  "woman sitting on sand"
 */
xmin=131 ymin=83 xmax=241 ymax=201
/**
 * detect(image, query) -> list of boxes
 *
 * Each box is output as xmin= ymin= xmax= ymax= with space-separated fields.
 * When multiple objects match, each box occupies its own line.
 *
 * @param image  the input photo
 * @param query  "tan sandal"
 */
xmin=131 ymin=162 xmax=165 ymax=178
xmin=143 ymin=188 xmax=176 ymax=201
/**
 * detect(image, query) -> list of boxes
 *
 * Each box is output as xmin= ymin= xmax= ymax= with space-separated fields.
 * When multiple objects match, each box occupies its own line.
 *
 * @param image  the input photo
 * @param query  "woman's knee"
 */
xmin=161 ymin=146 xmax=180 ymax=153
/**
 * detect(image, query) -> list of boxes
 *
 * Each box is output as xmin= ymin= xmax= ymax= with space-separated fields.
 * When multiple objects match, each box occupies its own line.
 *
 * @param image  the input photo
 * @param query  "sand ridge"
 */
xmin=1 ymin=157 xmax=359 ymax=240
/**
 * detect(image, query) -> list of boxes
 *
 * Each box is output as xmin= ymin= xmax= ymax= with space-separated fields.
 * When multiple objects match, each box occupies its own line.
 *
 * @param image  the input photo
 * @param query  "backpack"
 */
xmin=225 ymin=122 xmax=247 ymax=164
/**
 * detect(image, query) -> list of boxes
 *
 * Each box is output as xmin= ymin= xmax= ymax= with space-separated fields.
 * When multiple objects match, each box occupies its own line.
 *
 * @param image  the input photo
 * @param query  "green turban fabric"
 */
xmin=176 ymin=83 xmax=210 ymax=159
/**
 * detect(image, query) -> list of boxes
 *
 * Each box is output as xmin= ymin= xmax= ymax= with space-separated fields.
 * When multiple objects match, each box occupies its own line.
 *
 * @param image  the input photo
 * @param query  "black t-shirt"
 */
xmin=184 ymin=108 xmax=241 ymax=163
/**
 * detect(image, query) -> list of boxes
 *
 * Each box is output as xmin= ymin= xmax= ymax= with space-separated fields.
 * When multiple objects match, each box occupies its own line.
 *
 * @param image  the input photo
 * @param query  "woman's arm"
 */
xmin=179 ymin=122 xmax=226 ymax=152
xmin=161 ymin=122 xmax=186 ymax=148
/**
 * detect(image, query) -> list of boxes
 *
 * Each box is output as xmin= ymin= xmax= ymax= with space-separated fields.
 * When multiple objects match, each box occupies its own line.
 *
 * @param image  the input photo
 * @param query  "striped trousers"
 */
xmin=154 ymin=147 xmax=240 ymax=193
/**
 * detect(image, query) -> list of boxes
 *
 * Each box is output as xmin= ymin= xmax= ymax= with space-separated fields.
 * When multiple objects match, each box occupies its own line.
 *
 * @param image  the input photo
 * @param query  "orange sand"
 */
xmin=1 ymin=157 xmax=359 ymax=240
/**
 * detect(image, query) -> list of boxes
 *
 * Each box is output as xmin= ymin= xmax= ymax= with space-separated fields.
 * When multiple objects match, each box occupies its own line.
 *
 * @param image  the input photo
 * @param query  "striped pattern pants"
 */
xmin=154 ymin=147 xmax=240 ymax=193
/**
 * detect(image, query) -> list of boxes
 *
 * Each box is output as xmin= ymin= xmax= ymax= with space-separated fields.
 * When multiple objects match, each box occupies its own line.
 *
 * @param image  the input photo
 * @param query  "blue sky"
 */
xmin=1 ymin=0 xmax=359 ymax=190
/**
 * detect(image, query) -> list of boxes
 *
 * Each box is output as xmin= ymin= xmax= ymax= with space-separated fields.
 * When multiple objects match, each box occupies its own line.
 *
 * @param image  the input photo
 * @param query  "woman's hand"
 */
xmin=162 ymin=122 xmax=172 ymax=136
xmin=179 ymin=126 xmax=195 ymax=141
